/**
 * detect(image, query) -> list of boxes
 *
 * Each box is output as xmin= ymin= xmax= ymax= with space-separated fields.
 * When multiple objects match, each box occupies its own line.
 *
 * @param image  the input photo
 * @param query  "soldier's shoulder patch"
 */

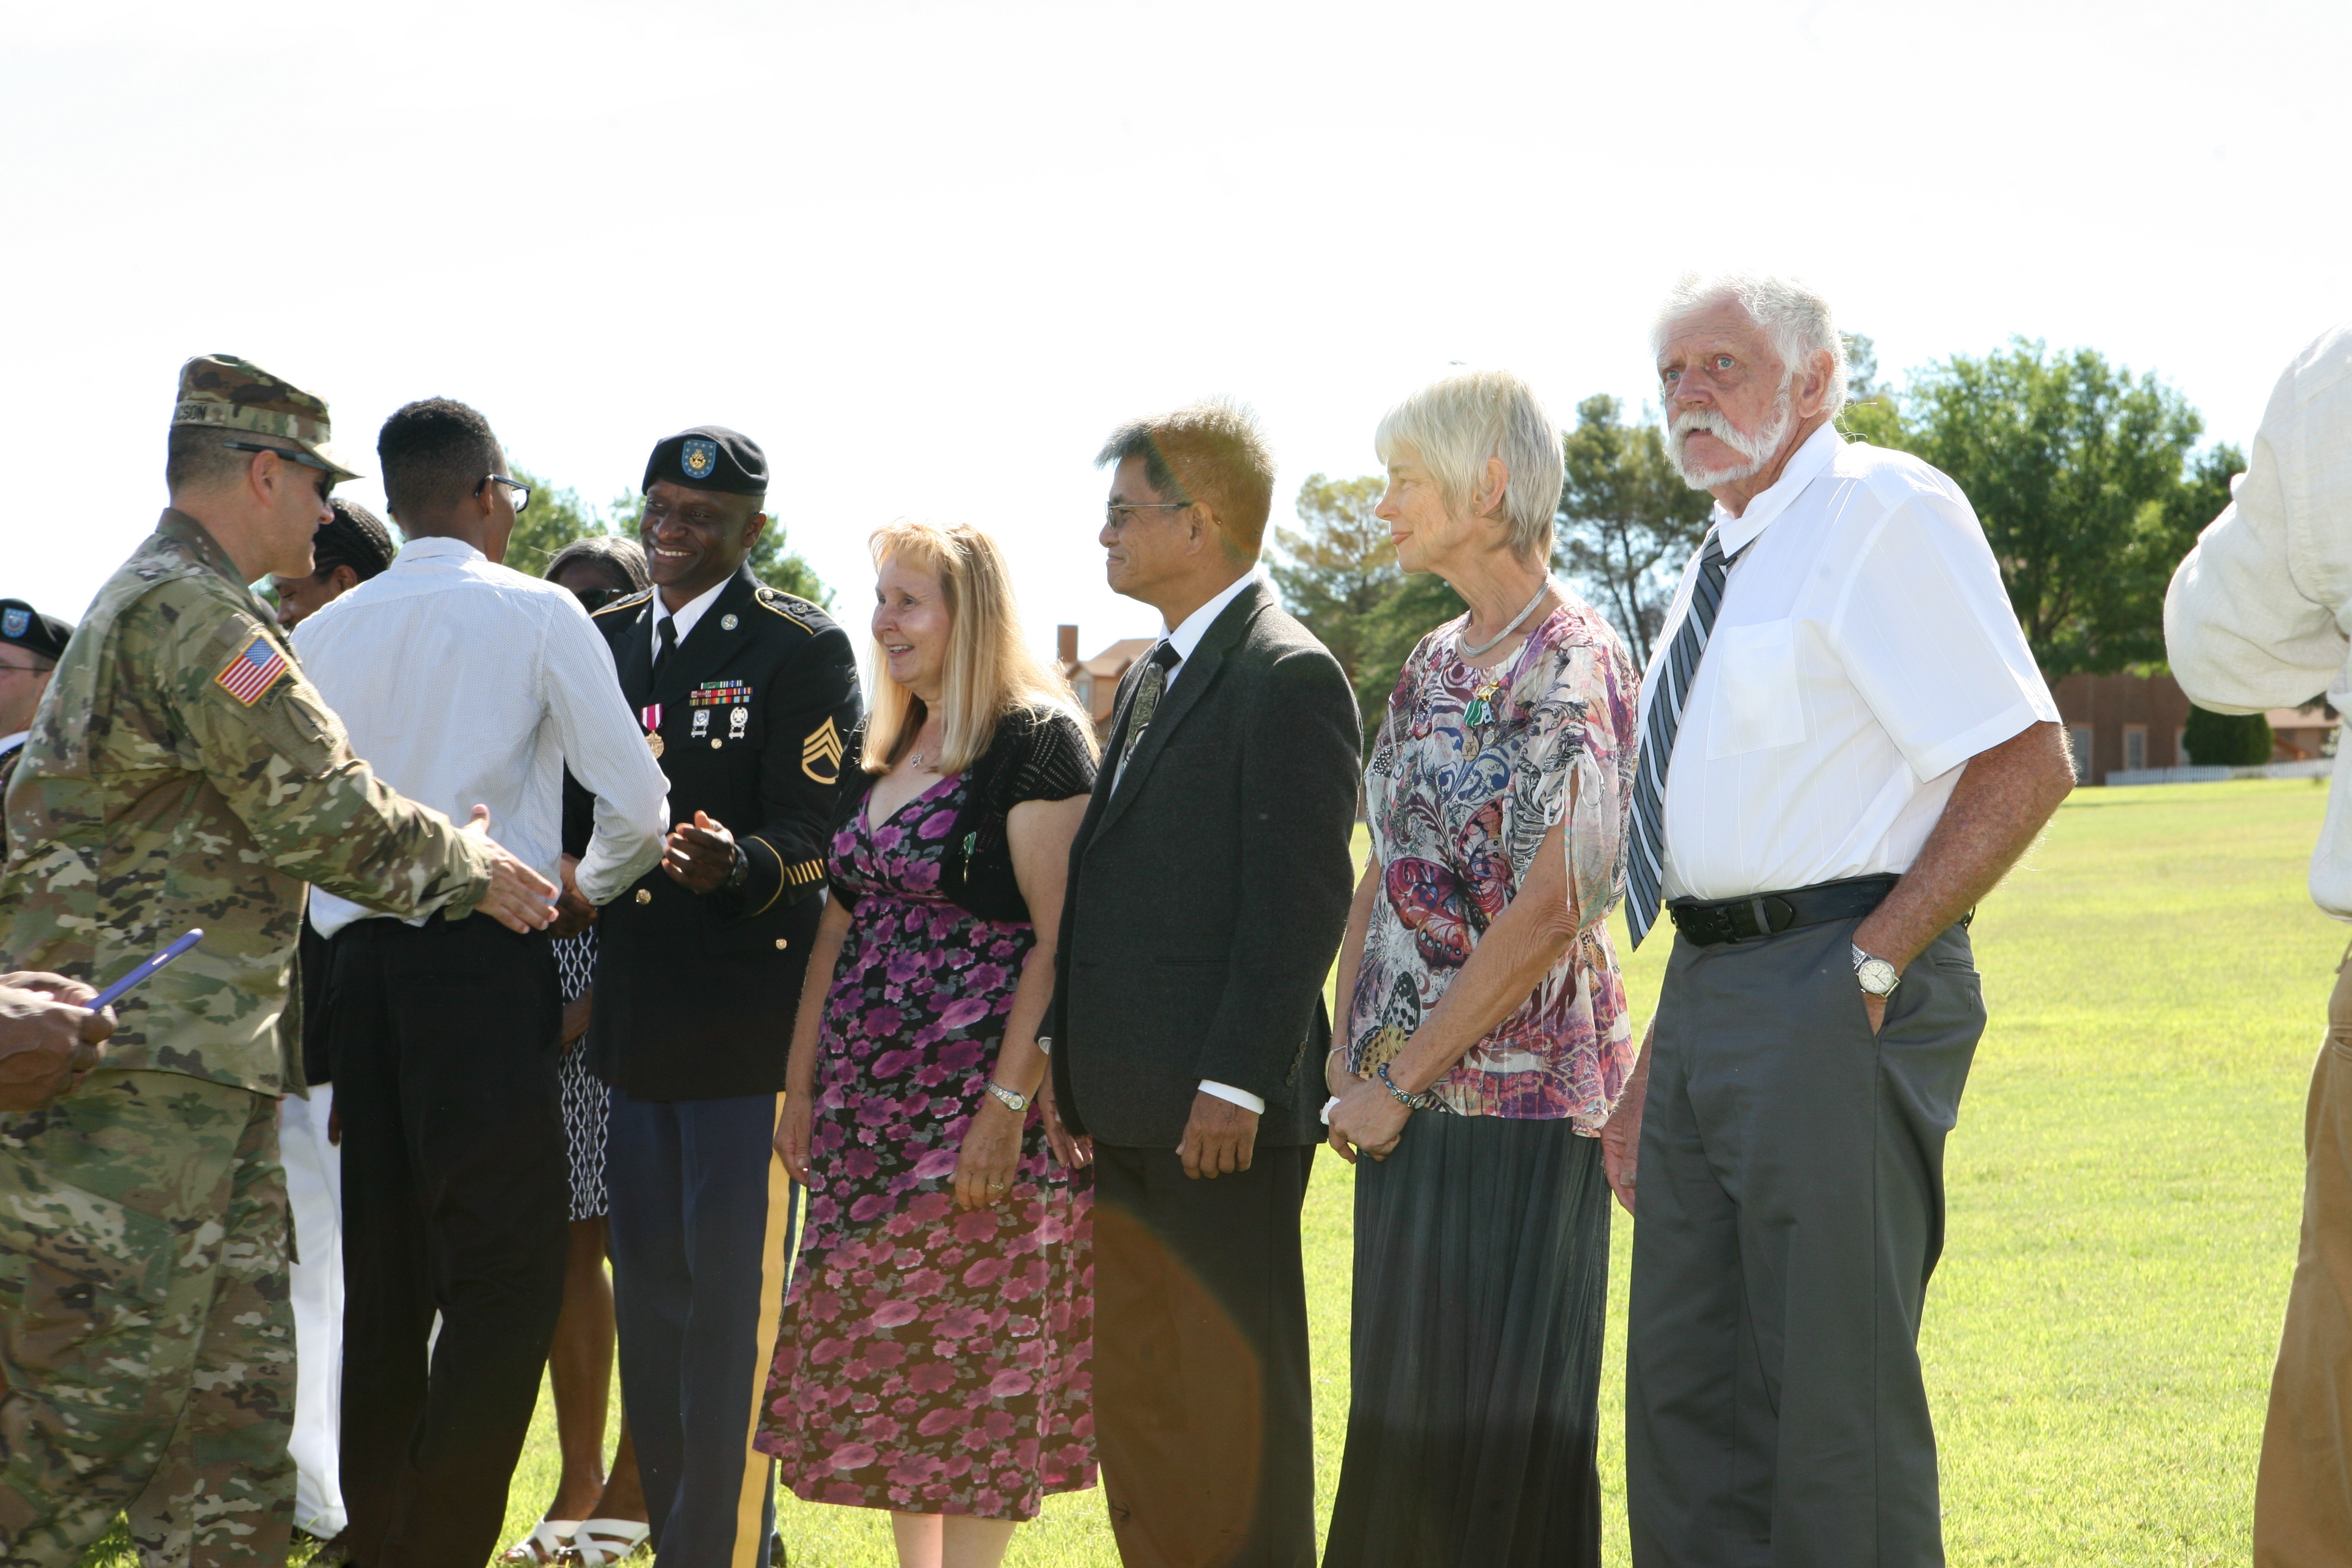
xmin=753 ymin=585 xmax=817 ymax=631
xmin=591 ymin=590 xmax=653 ymax=620
xmin=802 ymin=716 xmax=844 ymax=783
xmin=214 ymin=634 xmax=292 ymax=706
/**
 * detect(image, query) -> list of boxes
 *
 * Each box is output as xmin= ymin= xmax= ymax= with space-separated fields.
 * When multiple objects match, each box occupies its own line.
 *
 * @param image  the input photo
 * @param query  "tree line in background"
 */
xmin=502 ymin=470 xmax=832 ymax=606
xmin=1275 ymin=334 xmax=2276 ymax=761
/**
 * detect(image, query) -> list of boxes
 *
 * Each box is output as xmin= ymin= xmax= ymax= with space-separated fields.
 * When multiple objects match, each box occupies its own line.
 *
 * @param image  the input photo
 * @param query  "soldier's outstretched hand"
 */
xmin=461 ymin=805 xmax=559 ymax=933
xmin=0 ymin=973 xmax=114 ymax=1112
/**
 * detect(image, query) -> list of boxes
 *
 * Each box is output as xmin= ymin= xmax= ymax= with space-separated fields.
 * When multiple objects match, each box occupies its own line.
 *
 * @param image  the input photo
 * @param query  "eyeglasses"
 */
xmin=1104 ymin=501 xmax=1191 ymax=531
xmin=572 ymin=585 xmax=629 ymax=612
xmin=477 ymin=475 xmax=533 ymax=514
xmin=0 ymin=660 xmax=49 ymax=677
xmin=223 ymin=440 xmax=337 ymax=499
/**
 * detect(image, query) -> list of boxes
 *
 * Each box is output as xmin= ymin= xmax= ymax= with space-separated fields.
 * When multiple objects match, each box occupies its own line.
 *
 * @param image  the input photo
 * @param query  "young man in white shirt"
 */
xmin=1602 ymin=275 xmax=2075 ymax=1567
xmin=2166 ymin=324 xmax=2352 ymax=1567
xmin=293 ymin=399 xmax=670 ymax=1568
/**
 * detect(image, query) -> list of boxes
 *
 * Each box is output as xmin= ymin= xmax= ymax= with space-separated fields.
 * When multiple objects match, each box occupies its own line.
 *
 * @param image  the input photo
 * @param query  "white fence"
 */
xmin=2105 ymin=759 xmax=2334 ymax=787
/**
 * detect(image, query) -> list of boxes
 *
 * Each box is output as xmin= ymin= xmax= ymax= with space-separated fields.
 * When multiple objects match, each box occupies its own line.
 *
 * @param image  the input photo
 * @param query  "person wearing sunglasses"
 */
xmin=0 ymin=597 xmax=71 ymax=858
xmin=0 ymin=355 xmax=559 ymax=1568
xmin=290 ymin=397 xmax=672 ymax=1568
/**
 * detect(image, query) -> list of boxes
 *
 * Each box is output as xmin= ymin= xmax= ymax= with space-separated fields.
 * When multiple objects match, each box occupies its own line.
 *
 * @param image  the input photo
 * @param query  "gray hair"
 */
xmin=1373 ymin=369 xmax=1563 ymax=562
xmin=545 ymin=534 xmax=650 ymax=593
xmin=1651 ymin=272 xmax=1849 ymax=417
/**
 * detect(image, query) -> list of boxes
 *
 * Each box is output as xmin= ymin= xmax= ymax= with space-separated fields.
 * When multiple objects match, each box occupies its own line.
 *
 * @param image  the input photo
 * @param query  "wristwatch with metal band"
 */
xmin=986 ymin=1080 xmax=1030 ymax=1114
xmin=1853 ymin=943 xmax=1900 ymax=997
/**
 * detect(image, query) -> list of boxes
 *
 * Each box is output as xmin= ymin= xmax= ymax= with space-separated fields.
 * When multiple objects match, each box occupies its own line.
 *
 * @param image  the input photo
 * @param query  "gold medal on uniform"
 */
xmin=641 ymin=703 xmax=665 ymax=758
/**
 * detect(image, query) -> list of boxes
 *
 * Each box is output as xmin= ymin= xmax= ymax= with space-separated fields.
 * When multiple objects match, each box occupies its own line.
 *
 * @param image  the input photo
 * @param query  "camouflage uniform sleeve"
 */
xmin=134 ymin=586 xmax=497 ymax=920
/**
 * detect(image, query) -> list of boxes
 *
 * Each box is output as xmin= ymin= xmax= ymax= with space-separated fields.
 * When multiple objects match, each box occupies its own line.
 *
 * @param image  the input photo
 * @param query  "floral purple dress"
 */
xmin=754 ymin=769 xmax=1097 ymax=1521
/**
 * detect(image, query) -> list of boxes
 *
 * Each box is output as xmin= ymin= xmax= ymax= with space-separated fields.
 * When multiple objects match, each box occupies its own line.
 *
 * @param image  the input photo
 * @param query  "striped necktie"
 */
xmin=1626 ymin=528 xmax=1738 ymax=948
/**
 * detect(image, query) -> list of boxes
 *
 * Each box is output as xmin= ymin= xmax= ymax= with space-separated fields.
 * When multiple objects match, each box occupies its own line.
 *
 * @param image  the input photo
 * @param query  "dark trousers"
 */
xmin=1626 ymin=915 xmax=1984 ymax=1568
xmin=326 ymin=914 xmax=568 ymax=1568
xmin=1093 ymin=1142 xmax=1317 ymax=1568
xmin=606 ymin=1089 xmax=795 ymax=1568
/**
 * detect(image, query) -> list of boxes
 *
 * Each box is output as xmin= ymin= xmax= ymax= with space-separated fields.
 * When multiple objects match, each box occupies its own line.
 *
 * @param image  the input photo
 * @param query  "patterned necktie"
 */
xmin=1626 ymin=528 xmax=1738 ymax=948
xmin=652 ymin=615 xmax=677 ymax=684
xmin=1115 ymin=641 xmax=1182 ymax=782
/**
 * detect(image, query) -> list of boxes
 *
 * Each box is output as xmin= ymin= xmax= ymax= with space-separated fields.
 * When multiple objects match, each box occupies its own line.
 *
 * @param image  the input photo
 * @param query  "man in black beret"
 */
xmin=0 ymin=599 xmax=73 ymax=856
xmin=563 ymin=425 xmax=862 ymax=1568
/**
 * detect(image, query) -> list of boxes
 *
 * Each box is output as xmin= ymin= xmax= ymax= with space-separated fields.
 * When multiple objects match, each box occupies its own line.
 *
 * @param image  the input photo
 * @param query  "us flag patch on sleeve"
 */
xmin=214 ymin=635 xmax=290 ymax=705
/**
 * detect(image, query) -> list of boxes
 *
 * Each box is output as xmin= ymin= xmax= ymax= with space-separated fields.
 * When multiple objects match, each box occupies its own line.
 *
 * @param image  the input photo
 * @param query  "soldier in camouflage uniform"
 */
xmin=0 ymin=355 xmax=559 ymax=1568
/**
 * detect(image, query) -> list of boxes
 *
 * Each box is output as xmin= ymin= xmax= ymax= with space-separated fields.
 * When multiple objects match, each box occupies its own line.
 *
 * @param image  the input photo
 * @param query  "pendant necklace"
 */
xmin=1458 ymin=577 xmax=1554 ymax=659
xmin=1460 ymin=579 xmax=1554 ymax=733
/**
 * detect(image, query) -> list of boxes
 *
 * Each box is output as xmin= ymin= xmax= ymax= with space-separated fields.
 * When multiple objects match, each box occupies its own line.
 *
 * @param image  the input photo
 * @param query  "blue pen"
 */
xmin=88 ymin=928 xmax=204 ymax=1011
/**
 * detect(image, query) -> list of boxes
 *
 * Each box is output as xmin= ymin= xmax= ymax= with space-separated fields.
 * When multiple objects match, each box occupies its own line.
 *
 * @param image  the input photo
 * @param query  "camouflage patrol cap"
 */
xmin=173 ymin=354 xmax=361 ymax=482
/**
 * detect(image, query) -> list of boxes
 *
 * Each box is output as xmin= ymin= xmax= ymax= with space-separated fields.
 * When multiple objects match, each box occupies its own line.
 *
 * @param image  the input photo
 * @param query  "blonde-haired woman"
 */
xmin=756 ymin=522 xmax=1099 ymax=1568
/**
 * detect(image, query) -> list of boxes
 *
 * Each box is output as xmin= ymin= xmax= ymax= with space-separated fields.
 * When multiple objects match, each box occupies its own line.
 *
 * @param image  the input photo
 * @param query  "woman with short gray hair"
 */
xmin=1322 ymin=368 xmax=1639 ymax=1566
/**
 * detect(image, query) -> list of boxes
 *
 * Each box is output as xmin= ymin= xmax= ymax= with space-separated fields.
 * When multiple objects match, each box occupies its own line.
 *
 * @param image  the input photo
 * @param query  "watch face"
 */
xmin=1858 ymin=957 xmax=1900 ymax=996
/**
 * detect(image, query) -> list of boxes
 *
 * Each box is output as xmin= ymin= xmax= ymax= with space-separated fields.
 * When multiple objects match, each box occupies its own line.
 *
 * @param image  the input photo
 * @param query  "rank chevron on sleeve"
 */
xmin=802 ymin=717 xmax=844 ymax=782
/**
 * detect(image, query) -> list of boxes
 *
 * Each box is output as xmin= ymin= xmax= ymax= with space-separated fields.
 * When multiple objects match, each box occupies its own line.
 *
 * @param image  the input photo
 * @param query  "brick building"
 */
xmin=1056 ymin=625 xmax=1156 ymax=741
xmin=2049 ymin=669 xmax=2337 ymax=782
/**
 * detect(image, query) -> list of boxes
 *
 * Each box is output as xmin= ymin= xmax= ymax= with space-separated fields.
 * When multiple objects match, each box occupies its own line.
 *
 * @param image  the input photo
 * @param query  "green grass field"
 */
xmin=90 ymin=778 xmax=2330 ymax=1566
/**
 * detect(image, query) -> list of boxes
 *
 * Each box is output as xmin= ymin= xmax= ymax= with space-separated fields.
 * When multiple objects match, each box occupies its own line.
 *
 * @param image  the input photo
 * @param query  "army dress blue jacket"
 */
xmin=564 ymin=565 xmax=862 ymax=1101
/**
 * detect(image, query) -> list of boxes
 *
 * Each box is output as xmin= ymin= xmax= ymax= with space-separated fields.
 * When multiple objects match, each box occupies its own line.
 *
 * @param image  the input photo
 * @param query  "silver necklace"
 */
xmin=1458 ymin=578 xmax=1554 ymax=659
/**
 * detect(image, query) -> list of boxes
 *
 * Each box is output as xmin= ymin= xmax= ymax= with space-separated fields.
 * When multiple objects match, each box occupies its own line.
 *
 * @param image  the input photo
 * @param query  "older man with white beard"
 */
xmin=1598 ymin=273 xmax=2075 ymax=1567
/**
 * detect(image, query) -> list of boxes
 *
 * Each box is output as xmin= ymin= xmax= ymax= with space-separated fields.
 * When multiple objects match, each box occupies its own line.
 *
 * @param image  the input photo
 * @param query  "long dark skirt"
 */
xmin=1321 ymin=1114 xmax=1610 ymax=1567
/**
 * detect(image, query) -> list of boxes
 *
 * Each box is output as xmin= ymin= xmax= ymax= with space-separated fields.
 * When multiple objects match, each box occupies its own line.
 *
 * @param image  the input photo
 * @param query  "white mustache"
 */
xmin=1665 ymin=396 xmax=1791 ymax=486
xmin=1668 ymin=407 xmax=1774 ymax=464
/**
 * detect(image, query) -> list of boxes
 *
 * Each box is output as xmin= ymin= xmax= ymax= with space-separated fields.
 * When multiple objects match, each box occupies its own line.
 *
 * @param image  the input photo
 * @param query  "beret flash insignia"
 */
xmin=1 ymin=607 xmax=25 ymax=640
xmin=681 ymin=438 xmax=718 ymax=481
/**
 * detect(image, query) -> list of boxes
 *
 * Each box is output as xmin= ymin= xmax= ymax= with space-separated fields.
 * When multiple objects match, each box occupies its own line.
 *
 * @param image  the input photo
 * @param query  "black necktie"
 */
xmin=1626 ymin=528 xmax=1738 ymax=948
xmin=652 ymin=616 xmax=677 ymax=684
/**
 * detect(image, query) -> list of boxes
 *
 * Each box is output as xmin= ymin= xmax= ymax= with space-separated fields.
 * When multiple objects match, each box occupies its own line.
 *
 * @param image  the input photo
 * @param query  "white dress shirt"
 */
xmin=2167 ymin=324 xmax=2352 ymax=917
xmin=1128 ymin=570 xmax=1266 ymax=1116
xmin=1640 ymin=423 xmax=2057 ymax=902
xmin=651 ymin=575 xmax=729 ymax=663
xmin=295 ymin=537 xmax=671 ymax=937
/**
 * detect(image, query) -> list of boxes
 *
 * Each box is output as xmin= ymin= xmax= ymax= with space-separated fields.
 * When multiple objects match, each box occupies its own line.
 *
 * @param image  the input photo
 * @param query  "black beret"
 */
xmin=642 ymin=426 xmax=767 ymax=498
xmin=0 ymin=599 xmax=72 ymax=663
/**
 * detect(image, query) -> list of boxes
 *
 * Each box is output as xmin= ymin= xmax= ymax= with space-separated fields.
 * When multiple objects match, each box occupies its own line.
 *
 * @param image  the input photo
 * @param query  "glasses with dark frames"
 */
xmin=222 ymin=440 xmax=337 ymax=498
xmin=1104 ymin=501 xmax=1191 ymax=531
xmin=477 ymin=474 xmax=533 ymax=514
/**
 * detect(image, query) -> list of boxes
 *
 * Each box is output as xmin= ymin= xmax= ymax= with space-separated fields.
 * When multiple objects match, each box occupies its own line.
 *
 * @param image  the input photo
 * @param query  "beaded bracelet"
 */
xmin=1378 ymin=1062 xmax=1448 ymax=1114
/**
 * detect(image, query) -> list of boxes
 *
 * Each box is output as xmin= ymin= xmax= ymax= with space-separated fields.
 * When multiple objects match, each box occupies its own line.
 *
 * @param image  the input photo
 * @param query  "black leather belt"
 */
xmin=1667 ymin=874 xmax=1901 ymax=947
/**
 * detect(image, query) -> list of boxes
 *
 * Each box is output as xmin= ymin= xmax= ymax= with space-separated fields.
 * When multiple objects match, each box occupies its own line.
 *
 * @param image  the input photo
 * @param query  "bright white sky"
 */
xmin=5 ymin=0 xmax=2344 ymax=663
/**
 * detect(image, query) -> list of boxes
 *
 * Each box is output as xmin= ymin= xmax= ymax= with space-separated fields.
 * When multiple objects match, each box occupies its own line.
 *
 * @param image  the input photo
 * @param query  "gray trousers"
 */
xmin=1626 ymin=913 xmax=1984 ymax=1568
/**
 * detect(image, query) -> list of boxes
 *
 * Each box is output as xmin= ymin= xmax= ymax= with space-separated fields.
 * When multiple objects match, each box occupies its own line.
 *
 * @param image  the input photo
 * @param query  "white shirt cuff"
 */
xmin=1198 ymin=1080 xmax=1265 ymax=1115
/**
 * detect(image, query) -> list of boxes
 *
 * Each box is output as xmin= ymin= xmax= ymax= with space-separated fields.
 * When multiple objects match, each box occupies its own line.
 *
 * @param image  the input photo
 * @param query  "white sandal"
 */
xmin=569 ymin=1518 xmax=653 ymax=1567
xmin=500 ymin=1520 xmax=580 ymax=1565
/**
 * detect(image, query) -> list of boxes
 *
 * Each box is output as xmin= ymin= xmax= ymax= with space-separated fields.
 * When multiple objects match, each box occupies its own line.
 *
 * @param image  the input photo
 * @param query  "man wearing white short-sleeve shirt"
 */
xmin=1599 ymin=274 xmax=2076 ymax=1567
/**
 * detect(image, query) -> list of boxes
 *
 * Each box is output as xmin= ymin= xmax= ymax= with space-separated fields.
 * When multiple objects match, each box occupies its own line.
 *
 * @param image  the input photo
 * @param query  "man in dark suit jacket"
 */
xmin=563 ymin=426 xmax=861 ymax=1568
xmin=1046 ymin=402 xmax=1361 ymax=1568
